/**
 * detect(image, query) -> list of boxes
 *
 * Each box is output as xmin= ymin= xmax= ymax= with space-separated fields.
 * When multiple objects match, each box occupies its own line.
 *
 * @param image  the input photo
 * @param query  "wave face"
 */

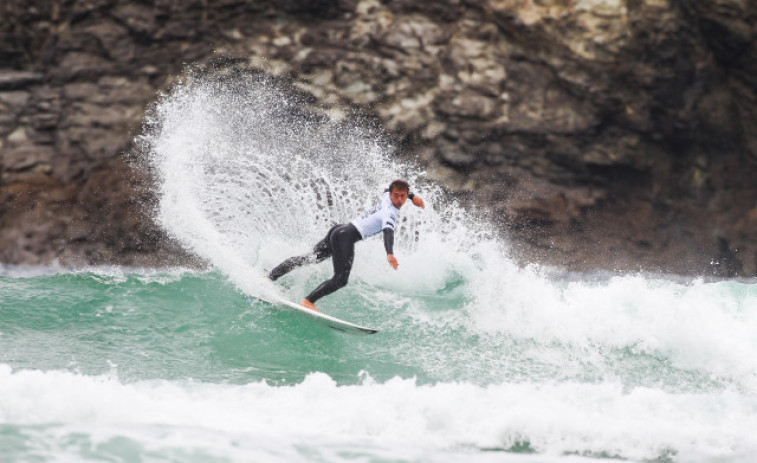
xmin=2 ymin=72 xmax=756 ymax=462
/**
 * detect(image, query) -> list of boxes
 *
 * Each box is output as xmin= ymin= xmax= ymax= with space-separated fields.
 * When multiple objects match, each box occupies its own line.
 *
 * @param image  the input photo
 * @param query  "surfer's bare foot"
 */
xmin=300 ymin=299 xmax=319 ymax=312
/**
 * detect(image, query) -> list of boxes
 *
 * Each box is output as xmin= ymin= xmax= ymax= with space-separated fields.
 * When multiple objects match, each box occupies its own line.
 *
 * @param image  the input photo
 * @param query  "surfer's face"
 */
xmin=389 ymin=188 xmax=409 ymax=209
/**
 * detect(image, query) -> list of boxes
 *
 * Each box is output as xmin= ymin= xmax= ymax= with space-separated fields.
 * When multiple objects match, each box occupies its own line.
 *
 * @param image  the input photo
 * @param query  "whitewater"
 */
xmin=1 ymin=71 xmax=756 ymax=463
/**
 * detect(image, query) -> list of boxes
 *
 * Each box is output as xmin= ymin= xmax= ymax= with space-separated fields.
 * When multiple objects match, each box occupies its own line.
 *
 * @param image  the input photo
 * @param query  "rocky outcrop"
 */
xmin=1 ymin=0 xmax=756 ymax=276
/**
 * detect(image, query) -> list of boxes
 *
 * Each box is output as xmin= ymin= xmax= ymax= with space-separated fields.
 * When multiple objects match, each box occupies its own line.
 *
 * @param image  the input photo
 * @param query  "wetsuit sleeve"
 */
xmin=381 ymin=197 xmax=398 ymax=254
xmin=381 ymin=202 xmax=396 ymax=230
xmin=383 ymin=228 xmax=394 ymax=255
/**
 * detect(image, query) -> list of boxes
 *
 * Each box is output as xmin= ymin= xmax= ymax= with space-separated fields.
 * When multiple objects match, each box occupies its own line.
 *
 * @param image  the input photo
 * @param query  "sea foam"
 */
xmin=1 ymin=365 xmax=755 ymax=462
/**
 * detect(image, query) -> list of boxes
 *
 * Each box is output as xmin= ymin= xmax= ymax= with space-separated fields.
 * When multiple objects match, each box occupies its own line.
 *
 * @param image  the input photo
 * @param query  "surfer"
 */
xmin=268 ymin=180 xmax=425 ymax=311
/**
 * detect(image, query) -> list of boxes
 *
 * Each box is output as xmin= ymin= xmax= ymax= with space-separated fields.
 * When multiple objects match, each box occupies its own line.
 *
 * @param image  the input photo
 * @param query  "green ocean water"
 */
xmin=1 ymin=268 xmax=474 ymax=386
xmin=0 ymin=268 xmax=597 ymax=387
xmin=1 ymin=266 xmax=757 ymax=462
xmin=4 ymin=268 xmax=746 ymax=390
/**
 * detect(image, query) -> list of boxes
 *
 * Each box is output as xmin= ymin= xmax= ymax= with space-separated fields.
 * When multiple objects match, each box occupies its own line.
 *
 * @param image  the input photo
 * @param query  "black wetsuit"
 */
xmin=269 ymin=191 xmax=402 ymax=303
xmin=269 ymin=223 xmax=364 ymax=303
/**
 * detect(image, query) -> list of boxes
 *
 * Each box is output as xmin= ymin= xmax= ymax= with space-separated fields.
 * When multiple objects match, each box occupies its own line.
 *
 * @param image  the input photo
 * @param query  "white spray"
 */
xmin=138 ymin=69 xmax=757 ymax=392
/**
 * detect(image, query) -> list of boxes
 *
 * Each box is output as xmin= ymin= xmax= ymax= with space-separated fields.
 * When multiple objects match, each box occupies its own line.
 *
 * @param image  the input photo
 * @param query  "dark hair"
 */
xmin=389 ymin=179 xmax=410 ymax=192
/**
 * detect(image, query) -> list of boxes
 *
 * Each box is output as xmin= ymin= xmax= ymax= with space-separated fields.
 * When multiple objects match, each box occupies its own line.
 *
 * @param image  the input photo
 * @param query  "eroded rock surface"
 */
xmin=1 ymin=0 xmax=756 ymax=275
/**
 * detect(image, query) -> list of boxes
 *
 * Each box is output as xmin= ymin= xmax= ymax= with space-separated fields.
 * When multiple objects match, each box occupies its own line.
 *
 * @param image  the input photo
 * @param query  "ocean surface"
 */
xmin=2 ymin=72 xmax=756 ymax=463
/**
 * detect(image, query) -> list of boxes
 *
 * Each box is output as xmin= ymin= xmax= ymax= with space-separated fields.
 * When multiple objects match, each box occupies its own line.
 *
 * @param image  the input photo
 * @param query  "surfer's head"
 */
xmin=388 ymin=179 xmax=410 ymax=208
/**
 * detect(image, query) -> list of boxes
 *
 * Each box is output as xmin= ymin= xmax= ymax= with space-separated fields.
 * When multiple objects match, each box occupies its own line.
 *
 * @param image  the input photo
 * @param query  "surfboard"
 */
xmin=264 ymin=295 xmax=379 ymax=335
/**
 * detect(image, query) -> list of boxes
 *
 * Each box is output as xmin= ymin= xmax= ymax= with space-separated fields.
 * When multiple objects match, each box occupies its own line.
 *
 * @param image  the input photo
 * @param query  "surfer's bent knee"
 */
xmin=333 ymin=273 xmax=349 ymax=289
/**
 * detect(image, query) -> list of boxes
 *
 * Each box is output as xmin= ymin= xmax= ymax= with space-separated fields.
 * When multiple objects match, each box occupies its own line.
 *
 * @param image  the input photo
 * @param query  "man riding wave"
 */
xmin=268 ymin=180 xmax=425 ymax=311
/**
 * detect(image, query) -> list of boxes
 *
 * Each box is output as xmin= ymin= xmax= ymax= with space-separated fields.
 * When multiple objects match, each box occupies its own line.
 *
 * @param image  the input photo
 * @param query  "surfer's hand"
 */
xmin=387 ymin=254 xmax=398 ymax=270
xmin=411 ymin=195 xmax=425 ymax=209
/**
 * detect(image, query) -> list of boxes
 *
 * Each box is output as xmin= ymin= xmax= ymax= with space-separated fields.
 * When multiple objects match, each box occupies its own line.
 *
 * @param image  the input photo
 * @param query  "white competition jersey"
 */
xmin=350 ymin=191 xmax=399 ymax=239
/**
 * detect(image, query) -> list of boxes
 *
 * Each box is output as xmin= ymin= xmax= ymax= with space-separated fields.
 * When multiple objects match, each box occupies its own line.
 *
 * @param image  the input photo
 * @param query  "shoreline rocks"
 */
xmin=1 ymin=0 xmax=756 ymax=276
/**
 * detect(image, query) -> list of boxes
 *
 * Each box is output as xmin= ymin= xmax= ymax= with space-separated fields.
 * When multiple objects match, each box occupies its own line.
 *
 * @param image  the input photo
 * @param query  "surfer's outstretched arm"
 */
xmin=384 ymin=228 xmax=399 ymax=270
xmin=410 ymin=194 xmax=425 ymax=209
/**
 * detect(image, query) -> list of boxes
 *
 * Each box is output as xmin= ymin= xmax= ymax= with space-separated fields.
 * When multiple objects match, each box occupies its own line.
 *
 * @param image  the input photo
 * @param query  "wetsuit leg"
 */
xmin=305 ymin=223 xmax=362 ymax=303
xmin=268 ymin=226 xmax=337 ymax=281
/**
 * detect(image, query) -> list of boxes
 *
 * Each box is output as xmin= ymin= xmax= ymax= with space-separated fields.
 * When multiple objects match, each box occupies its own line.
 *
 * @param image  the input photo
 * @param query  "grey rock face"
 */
xmin=1 ymin=0 xmax=756 ymax=275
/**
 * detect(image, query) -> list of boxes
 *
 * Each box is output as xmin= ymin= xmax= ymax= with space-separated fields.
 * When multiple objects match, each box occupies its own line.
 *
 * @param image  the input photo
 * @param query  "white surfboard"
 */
xmin=264 ymin=295 xmax=379 ymax=335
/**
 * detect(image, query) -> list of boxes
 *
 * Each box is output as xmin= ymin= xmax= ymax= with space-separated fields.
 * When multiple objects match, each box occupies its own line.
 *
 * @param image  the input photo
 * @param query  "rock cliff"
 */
xmin=2 ymin=0 xmax=756 ymax=276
